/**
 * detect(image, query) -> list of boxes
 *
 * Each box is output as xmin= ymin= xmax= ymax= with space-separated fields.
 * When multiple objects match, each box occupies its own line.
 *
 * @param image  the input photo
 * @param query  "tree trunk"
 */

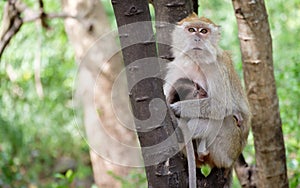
xmin=232 ymin=0 xmax=288 ymax=187
xmin=152 ymin=0 xmax=193 ymax=62
xmin=152 ymin=1 xmax=228 ymax=187
xmin=112 ymin=0 xmax=188 ymax=187
xmin=61 ymin=0 xmax=142 ymax=187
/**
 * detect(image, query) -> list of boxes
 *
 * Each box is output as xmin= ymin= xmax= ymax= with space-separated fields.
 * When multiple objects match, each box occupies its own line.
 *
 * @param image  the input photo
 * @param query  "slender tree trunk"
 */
xmin=112 ymin=0 xmax=188 ymax=187
xmin=232 ymin=0 xmax=288 ymax=187
xmin=61 ymin=0 xmax=142 ymax=187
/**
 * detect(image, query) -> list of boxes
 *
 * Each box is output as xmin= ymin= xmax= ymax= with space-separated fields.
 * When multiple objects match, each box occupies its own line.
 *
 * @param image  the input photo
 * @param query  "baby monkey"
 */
xmin=168 ymin=78 xmax=209 ymax=160
xmin=168 ymin=78 xmax=208 ymax=105
xmin=167 ymin=78 xmax=242 ymax=168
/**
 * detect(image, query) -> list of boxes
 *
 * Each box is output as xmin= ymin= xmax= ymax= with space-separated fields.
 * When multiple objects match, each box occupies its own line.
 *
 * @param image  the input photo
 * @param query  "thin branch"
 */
xmin=0 ymin=1 xmax=23 ymax=60
xmin=0 ymin=0 xmax=77 ymax=60
xmin=23 ymin=12 xmax=77 ymax=23
xmin=37 ymin=0 xmax=49 ymax=29
xmin=34 ymin=21 xmax=44 ymax=99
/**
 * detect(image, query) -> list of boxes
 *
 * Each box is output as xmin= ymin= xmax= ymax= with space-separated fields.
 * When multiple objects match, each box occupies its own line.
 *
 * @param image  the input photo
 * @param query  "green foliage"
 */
xmin=53 ymin=170 xmax=76 ymax=188
xmin=0 ymin=1 xmax=92 ymax=187
xmin=108 ymin=170 xmax=147 ymax=188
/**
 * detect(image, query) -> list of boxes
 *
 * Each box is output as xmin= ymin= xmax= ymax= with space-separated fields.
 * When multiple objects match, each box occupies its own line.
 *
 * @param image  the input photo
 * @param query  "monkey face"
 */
xmin=172 ymin=19 xmax=221 ymax=63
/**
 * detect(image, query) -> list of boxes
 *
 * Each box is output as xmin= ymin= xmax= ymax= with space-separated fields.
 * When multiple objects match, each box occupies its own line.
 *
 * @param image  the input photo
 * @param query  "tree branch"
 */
xmin=0 ymin=1 xmax=23 ymax=59
xmin=0 ymin=0 xmax=77 ymax=60
xmin=23 ymin=11 xmax=77 ymax=23
xmin=111 ymin=0 xmax=188 ymax=187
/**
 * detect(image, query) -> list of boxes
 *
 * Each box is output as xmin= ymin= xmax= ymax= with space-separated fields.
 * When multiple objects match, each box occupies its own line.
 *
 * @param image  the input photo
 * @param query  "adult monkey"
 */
xmin=164 ymin=13 xmax=251 ymax=188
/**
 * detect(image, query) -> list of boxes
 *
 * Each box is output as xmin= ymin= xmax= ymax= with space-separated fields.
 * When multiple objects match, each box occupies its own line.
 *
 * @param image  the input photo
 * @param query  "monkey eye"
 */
xmin=188 ymin=27 xmax=197 ymax=33
xmin=199 ymin=28 xmax=208 ymax=34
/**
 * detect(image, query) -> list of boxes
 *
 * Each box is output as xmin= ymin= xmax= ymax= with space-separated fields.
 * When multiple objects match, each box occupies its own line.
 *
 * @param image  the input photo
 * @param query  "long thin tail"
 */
xmin=186 ymin=139 xmax=197 ymax=188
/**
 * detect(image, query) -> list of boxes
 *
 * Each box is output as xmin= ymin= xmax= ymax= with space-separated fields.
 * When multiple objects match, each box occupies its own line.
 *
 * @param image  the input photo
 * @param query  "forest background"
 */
xmin=0 ymin=0 xmax=299 ymax=187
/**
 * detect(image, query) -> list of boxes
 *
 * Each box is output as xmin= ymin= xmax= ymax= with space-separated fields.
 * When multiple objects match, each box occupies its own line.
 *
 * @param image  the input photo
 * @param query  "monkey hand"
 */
xmin=170 ymin=101 xmax=202 ymax=118
xmin=169 ymin=102 xmax=182 ymax=117
xmin=170 ymin=99 xmax=212 ymax=119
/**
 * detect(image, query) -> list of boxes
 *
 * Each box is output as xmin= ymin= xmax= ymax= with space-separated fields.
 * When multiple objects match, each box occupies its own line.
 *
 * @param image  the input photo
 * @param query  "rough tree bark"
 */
xmin=152 ymin=0 xmax=193 ymax=62
xmin=112 ymin=0 xmax=188 ymax=187
xmin=61 ymin=0 xmax=142 ymax=187
xmin=232 ymin=0 xmax=289 ymax=187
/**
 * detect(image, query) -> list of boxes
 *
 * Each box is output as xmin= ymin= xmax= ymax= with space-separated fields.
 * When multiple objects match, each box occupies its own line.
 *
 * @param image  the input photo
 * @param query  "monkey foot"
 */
xmin=198 ymin=150 xmax=209 ymax=162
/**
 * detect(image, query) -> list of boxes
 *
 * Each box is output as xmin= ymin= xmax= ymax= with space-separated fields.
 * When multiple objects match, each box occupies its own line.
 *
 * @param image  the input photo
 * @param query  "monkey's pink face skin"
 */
xmin=171 ymin=21 xmax=221 ymax=62
xmin=184 ymin=26 xmax=211 ymax=51
xmin=181 ymin=23 xmax=219 ymax=50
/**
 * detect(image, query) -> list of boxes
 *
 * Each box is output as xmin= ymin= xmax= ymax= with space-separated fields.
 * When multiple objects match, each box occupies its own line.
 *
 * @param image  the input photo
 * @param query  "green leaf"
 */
xmin=201 ymin=165 xmax=212 ymax=177
xmin=65 ymin=169 xmax=75 ymax=183
xmin=54 ymin=173 xmax=66 ymax=180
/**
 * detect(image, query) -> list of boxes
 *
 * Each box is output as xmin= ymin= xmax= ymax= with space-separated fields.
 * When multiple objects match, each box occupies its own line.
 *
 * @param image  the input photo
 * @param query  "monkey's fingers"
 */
xmin=169 ymin=103 xmax=182 ymax=117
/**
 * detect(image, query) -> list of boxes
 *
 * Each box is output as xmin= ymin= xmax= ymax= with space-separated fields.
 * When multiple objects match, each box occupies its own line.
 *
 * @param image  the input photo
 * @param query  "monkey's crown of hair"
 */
xmin=177 ymin=12 xmax=218 ymax=27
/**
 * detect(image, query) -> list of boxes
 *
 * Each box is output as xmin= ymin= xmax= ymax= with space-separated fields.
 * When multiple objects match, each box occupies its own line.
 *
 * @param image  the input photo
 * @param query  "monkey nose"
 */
xmin=194 ymin=38 xmax=201 ymax=42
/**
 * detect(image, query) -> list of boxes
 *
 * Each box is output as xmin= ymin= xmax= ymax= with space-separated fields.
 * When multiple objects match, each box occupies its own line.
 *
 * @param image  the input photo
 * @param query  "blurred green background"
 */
xmin=0 ymin=0 xmax=299 ymax=187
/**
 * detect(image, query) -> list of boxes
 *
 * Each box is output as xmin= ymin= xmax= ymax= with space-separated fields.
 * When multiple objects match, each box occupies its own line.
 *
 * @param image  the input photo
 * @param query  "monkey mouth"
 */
xmin=192 ymin=47 xmax=203 ymax=50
